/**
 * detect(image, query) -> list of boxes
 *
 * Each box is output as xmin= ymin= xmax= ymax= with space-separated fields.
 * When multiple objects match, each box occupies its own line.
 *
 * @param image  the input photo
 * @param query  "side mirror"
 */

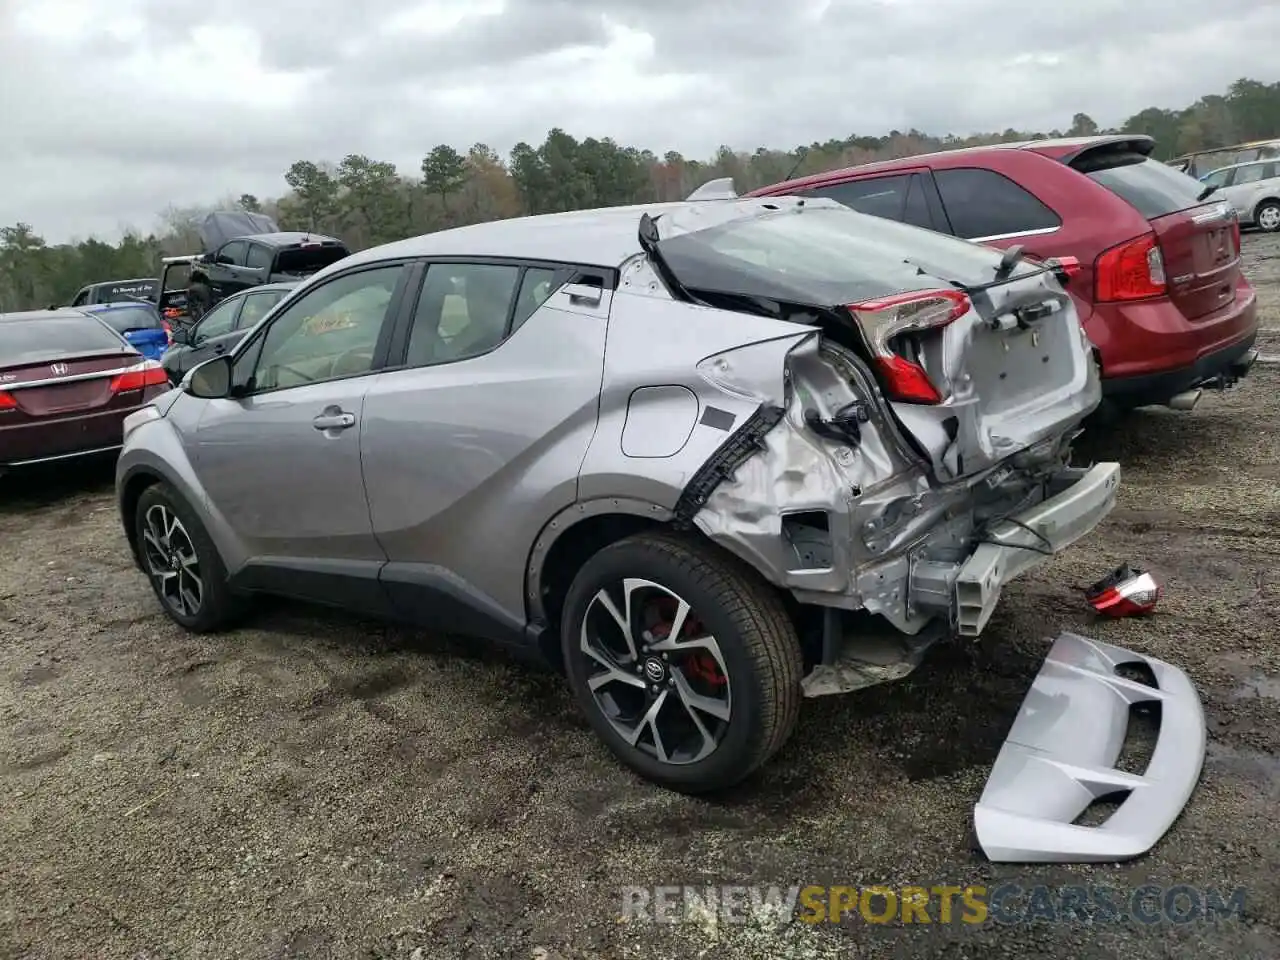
xmin=185 ymin=355 xmax=233 ymax=399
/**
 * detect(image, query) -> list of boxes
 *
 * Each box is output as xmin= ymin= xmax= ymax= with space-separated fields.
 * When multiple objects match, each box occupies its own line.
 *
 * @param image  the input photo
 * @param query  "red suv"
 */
xmin=748 ymin=135 xmax=1259 ymax=414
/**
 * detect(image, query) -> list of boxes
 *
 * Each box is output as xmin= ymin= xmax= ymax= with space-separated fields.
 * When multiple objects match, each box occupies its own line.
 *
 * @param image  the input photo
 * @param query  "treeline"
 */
xmin=3 ymin=77 xmax=1279 ymax=312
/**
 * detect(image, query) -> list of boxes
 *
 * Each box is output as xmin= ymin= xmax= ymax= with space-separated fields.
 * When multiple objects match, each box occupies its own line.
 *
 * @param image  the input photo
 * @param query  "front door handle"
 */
xmin=313 ymin=411 xmax=356 ymax=431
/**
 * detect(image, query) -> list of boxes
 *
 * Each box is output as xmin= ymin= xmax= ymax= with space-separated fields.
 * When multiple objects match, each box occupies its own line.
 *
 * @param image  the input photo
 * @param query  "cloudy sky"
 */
xmin=2 ymin=0 xmax=1277 ymax=243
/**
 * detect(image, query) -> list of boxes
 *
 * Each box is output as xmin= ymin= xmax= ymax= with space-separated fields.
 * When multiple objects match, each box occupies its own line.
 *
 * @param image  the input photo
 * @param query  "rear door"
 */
xmin=359 ymin=258 xmax=598 ymax=631
xmin=1073 ymin=148 xmax=1242 ymax=321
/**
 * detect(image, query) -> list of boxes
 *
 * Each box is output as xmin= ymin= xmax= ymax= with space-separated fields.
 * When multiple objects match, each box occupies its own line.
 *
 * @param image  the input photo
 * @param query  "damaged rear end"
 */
xmin=648 ymin=197 xmax=1120 ymax=686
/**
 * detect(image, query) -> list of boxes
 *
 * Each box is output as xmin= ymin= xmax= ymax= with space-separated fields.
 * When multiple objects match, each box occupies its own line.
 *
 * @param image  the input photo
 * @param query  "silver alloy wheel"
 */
xmin=141 ymin=503 xmax=204 ymax=618
xmin=1258 ymin=204 xmax=1280 ymax=231
xmin=578 ymin=577 xmax=733 ymax=765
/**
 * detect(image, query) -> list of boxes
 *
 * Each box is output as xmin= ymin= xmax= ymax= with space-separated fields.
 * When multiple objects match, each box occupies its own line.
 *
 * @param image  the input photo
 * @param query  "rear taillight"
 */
xmin=1094 ymin=232 xmax=1166 ymax=302
xmin=0 ymin=391 xmax=16 ymax=411
xmin=109 ymin=360 xmax=169 ymax=394
xmin=847 ymin=289 xmax=970 ymax=405
xmin=1230 ymin=218 xmax=1242 ymax=256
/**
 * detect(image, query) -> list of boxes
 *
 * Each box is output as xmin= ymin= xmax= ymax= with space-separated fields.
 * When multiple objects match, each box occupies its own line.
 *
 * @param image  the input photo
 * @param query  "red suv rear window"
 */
xmin=1077 ymin=153 xmax=1208 ymax=220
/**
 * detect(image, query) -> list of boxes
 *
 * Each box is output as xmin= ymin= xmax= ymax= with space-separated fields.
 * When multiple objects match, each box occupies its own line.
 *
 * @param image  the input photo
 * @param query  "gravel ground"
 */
xmin=2 ymin=233 xmax=1280 ymax=960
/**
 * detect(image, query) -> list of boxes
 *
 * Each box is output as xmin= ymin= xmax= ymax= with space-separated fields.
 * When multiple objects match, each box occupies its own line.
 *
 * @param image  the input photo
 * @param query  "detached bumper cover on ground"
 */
xmin=974 ymin=633 xmax=1207 ymax=863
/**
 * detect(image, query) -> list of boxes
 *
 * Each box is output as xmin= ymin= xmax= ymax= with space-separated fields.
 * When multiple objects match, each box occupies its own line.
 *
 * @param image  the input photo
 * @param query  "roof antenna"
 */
xmin=781 ymin=147 xmax=809 ymax=184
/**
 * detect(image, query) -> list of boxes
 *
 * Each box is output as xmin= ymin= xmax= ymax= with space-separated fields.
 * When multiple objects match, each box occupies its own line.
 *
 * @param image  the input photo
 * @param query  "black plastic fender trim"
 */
xmin=672 ymin=403 xmax=786 ymax=525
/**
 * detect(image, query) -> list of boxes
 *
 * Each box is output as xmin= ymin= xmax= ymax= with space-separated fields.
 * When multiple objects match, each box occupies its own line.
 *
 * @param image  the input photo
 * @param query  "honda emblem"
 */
xmin=50 ymin=363 xmax=69 ymax=376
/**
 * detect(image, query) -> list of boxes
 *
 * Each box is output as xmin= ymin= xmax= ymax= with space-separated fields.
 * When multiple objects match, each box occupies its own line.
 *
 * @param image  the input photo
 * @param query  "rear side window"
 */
xmin=246 ymin=244 xmax=273 ymax=270
xmin=804 ymin=174 xmax=934 ymax=230
xmin=405 ymin=263 xmax=521 ymax=366
xmin=934 ymin=168 xmax=1061 ymax=240
xmin=1079 ymin=155 xmax=1207 ymax=219
xmin=1232 ymin=164 xmax=1269 ymax=185
xmin=1 ymin=318 xmax=126 ymax=365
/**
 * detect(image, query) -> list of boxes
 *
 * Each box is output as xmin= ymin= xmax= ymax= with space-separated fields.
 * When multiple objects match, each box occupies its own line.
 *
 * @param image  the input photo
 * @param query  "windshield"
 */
xmin=86 ymin=304 xmax=164 ymax=333
xmin=656 ymin=205 xmax=1027 ymax=306
xmin=1 ymin=318 xmax=128 ymax=366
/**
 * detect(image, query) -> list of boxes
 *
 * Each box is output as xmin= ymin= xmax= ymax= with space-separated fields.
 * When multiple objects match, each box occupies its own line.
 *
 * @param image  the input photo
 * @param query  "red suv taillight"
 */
xmin=109 ymin=360 xmax=169 ymax=394
xmin=847 ymin=289 xmax=970 ymax=404
xmin=1094 ymin=232 xmax=1166 ymax=303
xmin=1230 ymin=218 xmax=1242 ymax=256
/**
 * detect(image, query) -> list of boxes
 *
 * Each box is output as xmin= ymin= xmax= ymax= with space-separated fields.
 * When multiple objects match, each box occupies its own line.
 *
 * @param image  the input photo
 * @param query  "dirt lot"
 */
xmin=2 ymin=234 xmax=1280 ymax=960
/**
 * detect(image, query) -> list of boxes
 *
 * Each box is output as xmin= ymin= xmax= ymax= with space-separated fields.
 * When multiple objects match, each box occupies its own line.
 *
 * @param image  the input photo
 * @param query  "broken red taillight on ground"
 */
xmin=1085 ymin=564 xmax=1161 ymax=618
xmin=848 ymin=288 xmax=970 ymax=404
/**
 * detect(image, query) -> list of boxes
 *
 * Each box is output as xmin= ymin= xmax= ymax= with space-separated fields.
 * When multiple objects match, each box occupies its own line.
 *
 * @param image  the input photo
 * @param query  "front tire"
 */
xmin=1255 ymin=200 xmax=1280 ymax=233
xmin=560 ymin=531 xmax=803 ymax=793
xmin=135 ymin=482 xmax=240 ymax=632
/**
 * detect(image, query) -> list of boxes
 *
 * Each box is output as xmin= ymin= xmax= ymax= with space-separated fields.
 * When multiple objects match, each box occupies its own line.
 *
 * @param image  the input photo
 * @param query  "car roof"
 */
xmin=0 ymin=308 xmax=94 ymax=323
xmin=224 ymin=281 xmax=300 ymax=298
xmin=756 ymin=134 xmax=1156 ymax=194
xmin=335 ymin=201 xmax=704 ymax=271
xmin=234 ymin=232 xmax=344 ymax=248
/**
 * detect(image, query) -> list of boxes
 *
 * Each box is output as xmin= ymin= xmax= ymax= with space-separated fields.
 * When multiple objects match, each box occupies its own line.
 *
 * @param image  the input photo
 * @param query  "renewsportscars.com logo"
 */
xmin=619 ymin=883 xmax=1247 ymax=926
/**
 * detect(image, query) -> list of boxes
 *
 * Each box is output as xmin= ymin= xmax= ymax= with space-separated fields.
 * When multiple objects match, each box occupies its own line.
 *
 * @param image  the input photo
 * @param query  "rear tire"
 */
xmin=134 ymin=482 xmax=242 ymax=633
xmin=1254 ymin=200 xmax=1280 ymax=233
xmin=560 ymin=531 xmax=803 ymax=793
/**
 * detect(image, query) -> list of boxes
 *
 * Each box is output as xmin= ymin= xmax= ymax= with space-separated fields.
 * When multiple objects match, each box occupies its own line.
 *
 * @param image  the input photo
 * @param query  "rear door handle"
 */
xmin=313 ymin=412 xmax=356 ymax=431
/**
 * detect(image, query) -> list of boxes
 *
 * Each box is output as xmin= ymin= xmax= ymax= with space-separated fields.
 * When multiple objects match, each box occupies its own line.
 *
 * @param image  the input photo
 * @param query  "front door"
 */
xmin=190 ymin=262 xmax=412 ymax=610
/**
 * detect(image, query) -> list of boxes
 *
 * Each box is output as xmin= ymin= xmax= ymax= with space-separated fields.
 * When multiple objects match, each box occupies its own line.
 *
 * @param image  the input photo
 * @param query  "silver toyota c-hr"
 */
xmin=117 ymin=196 xmax=1118 ymax=793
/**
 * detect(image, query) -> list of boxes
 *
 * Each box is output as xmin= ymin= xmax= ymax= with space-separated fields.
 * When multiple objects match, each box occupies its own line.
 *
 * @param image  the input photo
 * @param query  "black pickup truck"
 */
xmin=156 ymin=211 xmax=349 ymax=323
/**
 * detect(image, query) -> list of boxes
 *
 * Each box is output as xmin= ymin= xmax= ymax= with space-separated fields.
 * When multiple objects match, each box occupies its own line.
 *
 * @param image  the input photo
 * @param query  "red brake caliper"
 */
xmin=651 ymin=599 xmax=726 ymax=688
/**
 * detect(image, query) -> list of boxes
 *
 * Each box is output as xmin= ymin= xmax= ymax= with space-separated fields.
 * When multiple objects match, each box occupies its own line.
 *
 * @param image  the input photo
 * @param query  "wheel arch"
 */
xmin=525 ymin=498 xmax=677 ymax=669
xmin=1251 ymin=196 xmax=1280 ymax=222
xmin=118 ymin=464 xmax=170 ymax=568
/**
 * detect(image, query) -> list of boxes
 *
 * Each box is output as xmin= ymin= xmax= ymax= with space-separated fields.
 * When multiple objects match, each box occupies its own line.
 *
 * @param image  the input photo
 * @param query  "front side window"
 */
xmin=405 ymin=263 xmax=521 ymax=366
xmin=243 ymin=265 xmax=403 ymax=392
xmin=216 ymin=241 xmax=249 ymax=266
xmin=236 ymin=290 xmax=288 ymax=329
xmin=808 ymin=175 xmax=914 ymax=223
xmin=1201 ymin=168 xmax=1231 ymax=189
xmin=193 ymin=299 xmax=240 ymax=342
